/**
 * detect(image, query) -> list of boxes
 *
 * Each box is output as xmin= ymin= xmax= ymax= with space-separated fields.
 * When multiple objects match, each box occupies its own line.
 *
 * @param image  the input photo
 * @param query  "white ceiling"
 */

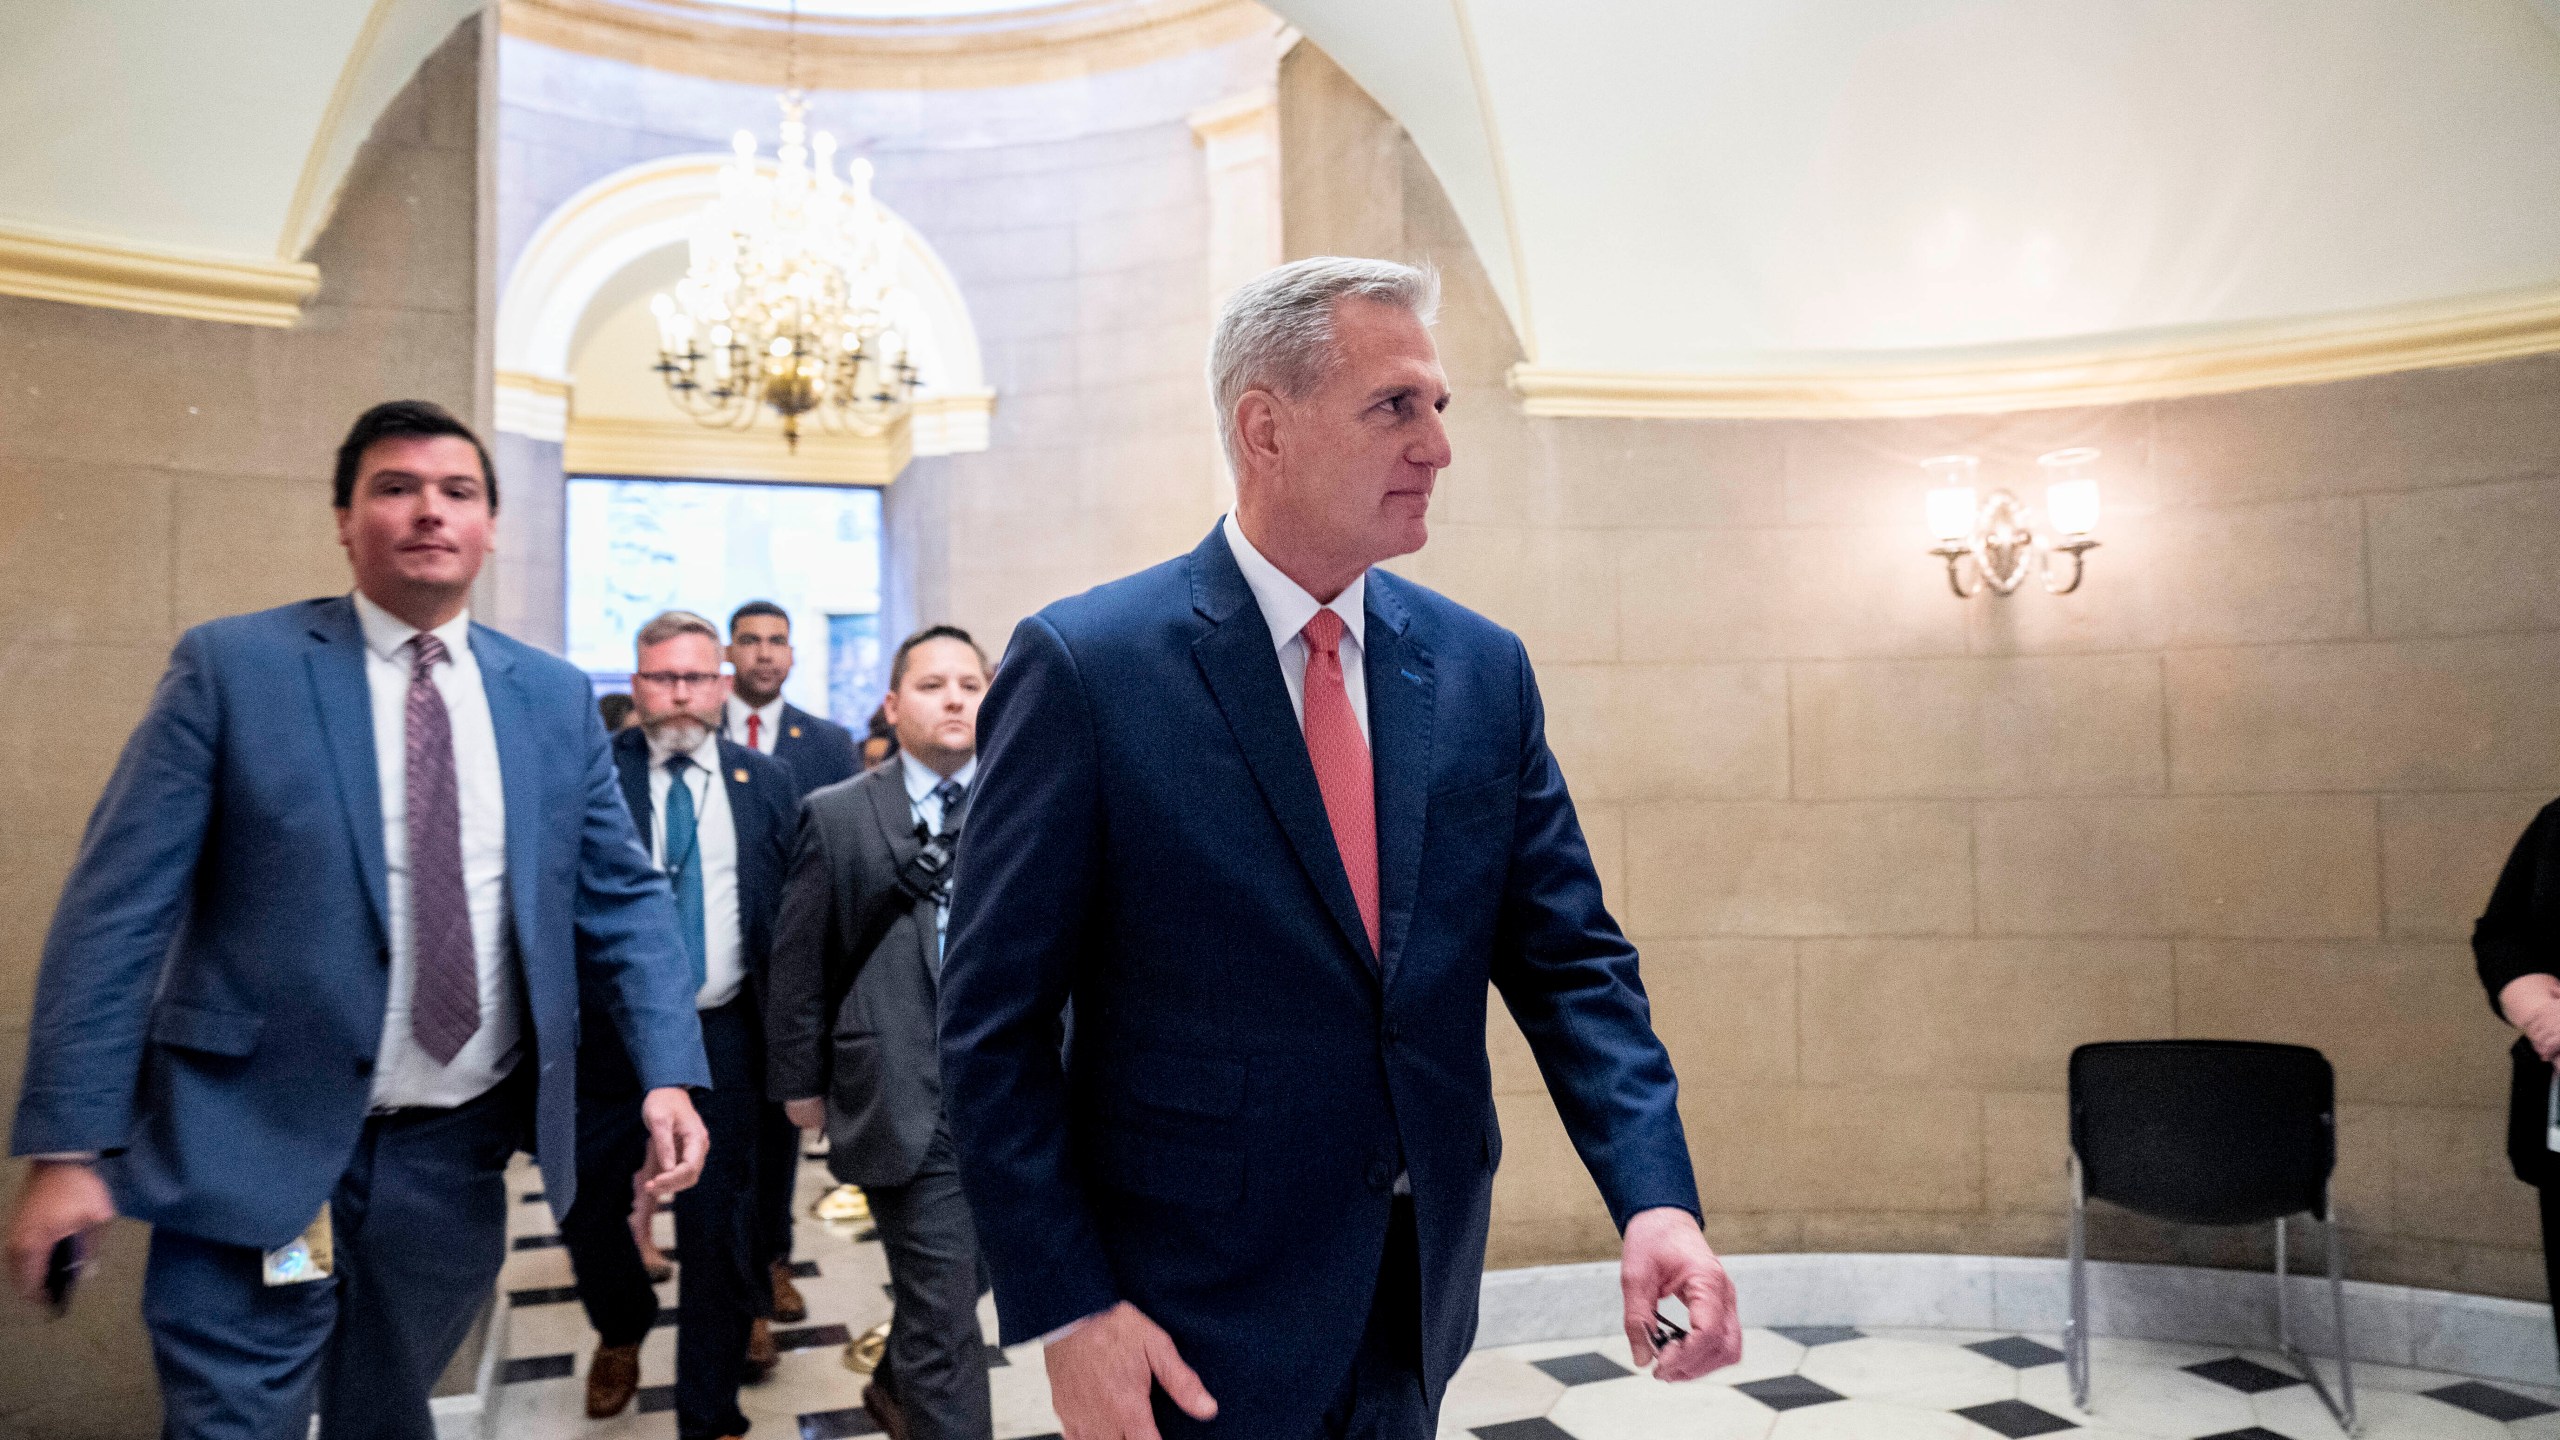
xmin=0 ymin=0 xmax=481 ymax=262
xmin=1272 ymin=0 xmax=2560 ymax=374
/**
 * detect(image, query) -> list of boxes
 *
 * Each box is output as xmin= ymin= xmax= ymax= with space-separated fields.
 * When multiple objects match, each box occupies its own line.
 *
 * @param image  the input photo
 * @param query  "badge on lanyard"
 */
xmin=263 ymin=1206 xmax=336 ymax=1286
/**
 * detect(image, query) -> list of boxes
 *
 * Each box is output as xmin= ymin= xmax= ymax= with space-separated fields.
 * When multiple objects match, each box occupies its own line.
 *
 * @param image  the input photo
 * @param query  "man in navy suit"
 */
xmin=566 ymin=610 xmax=800 ymax=1440
xmin=4 ymin=400 xmax=711 ymax=1440
xmin=720 ymin=597 xmax=855 ymax=1324
xmin=938 ymin=259 xmax=1743 ymax=1440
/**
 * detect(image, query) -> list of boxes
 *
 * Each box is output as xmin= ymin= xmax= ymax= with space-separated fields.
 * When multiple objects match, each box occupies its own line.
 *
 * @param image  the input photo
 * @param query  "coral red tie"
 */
xmin=747 ymin=712 xmax=762 ymax=751
xmin=1300 ymin=610 xmax=1379 ymax=960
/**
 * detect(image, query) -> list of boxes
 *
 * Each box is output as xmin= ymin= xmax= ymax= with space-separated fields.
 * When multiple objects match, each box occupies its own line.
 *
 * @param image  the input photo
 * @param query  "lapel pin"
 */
xmin=789 ymin=725 xmax=802 ymax=737
xmin=734 ymin=768 xmax=750 ymax=783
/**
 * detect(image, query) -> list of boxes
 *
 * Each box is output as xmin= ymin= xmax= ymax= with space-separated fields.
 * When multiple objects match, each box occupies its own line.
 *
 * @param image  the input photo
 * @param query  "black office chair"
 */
xmin=2066 ymin=1040 xmax=2356 ymax=1434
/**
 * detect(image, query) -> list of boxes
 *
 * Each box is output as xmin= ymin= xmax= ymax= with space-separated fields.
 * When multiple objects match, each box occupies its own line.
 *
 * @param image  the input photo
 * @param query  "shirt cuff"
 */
xmin=1039 ymin=1309 xmax=1109 ymax=1346
xmin=26 ymin=1153 xmax=98 ymax=1163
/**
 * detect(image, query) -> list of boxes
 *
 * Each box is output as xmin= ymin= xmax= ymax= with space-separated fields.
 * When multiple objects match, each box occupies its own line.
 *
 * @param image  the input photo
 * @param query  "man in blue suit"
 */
xmin=566 ymin=610 xmax=800 ymax=1439
xmin=4 ymin=400 xmax=711 ymax=1440
xmin=937 ymin=259 xmax=1743 ymax=1440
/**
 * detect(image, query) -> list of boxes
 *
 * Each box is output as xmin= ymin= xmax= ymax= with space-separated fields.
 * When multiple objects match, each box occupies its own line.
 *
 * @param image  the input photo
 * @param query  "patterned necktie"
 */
xmin=406 ymin=633 xmax=481 ymax=1064
xmin=663 ymin=755 xmax=708 ymax=995
xmin=932 ymin=778 xmax=969 ymax=838
xmin=1300 ymin=610 xmax=1379 ymax=960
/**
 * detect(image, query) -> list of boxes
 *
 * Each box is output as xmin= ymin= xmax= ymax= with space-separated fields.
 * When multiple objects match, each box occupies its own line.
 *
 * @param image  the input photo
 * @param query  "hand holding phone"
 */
xmin=42 ymin=1236 xmax=81 ymax=1317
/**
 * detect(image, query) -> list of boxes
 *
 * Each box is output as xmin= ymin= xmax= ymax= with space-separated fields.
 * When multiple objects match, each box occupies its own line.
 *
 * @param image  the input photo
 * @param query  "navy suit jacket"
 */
xmin=588 ymin=722 xmax=798 ymax=1071
xmin=765 ymin=702 xmax=859 ymax=795
xmin=9 ymin=597 xmax=711 ymax=1249
xmin=938 ymin=526 xmax=1700 ymax=1435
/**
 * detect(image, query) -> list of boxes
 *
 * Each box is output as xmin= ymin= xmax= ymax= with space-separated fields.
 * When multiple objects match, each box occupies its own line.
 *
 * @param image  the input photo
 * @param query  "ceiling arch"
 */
xmin=1269 ymin=0 xmax=2560 ymax=414
xmin=0 ymin=0 xmax=483 ymax=324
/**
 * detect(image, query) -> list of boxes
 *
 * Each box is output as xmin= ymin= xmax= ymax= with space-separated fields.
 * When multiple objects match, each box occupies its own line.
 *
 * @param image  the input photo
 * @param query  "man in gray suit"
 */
xmin=768 ymin=625 xmax=992 ymax=1440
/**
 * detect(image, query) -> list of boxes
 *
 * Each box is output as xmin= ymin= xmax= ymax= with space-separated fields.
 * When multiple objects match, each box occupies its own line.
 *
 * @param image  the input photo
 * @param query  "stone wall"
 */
xmin=0 ymin=20 xmax=489 ymax=1433
xmin=1280 ymin=43 xmax=2558 ymax=1299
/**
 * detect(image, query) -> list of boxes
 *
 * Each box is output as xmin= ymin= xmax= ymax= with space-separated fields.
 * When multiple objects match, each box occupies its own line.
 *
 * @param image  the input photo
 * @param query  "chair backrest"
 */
xmin=2068 ymin=1040 xmax=2334 ymax=1225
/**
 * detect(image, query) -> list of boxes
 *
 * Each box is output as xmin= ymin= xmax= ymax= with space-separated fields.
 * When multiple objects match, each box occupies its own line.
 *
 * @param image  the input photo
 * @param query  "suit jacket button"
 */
xmin=1366 ymin=1160 xmax=1392 ymax=1192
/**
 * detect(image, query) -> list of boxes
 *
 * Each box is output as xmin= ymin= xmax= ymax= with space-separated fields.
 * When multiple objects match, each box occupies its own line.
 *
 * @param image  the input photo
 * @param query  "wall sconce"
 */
xmin=1923 ymin=448 xmax=2102 ymax=598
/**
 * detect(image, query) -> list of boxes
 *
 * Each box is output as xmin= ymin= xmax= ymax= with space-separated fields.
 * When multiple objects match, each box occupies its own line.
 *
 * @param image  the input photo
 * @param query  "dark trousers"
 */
xmin=756 ymin=1100 xmax=800 ymax=1269
xmin=1316 ymin=1197 xmax=1427 ymax=1440
xmin=561 ymin=999 xmax=769 ymax=1440
xmin=142 ymin=1067 xmax=526 ymax=1440
xmin=868 ymin=1130 xmax=994 ymax=1440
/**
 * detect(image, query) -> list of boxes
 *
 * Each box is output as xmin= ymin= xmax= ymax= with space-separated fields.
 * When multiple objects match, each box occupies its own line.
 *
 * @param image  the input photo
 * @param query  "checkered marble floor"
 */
xmin=492 ymin=1164 xmax=2560 ymax=1440
xmin=1454 ymin=1327 xmax=2560 ymax=1440
xmin=493 ymin=1155 xmax=1065 ymax=1440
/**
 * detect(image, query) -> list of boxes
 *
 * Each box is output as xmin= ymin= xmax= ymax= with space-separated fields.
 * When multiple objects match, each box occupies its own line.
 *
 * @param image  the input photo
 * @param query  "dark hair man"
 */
xmin=726 ymin=600 xmax=860 ymax=793
xmin=5 ymin=399 xmax=711 ymax=1440
xmin=563 ymin=610 xmax=802 ymax=1440
xmin=862 ymin=704 xmax=899 ymax=770
xmin=768 ymin=624 xmax=993 ymax=1440
xmin=938 ymin=259 xmax=1743 ymax=1440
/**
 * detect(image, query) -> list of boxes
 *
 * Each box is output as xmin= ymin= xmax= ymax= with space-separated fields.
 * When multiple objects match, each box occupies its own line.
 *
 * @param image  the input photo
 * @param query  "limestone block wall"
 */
xmin=1279 ymin=43 xmax=2558 ymax=1299
xmin=0 ymin=21 xmax=490 ymax=1431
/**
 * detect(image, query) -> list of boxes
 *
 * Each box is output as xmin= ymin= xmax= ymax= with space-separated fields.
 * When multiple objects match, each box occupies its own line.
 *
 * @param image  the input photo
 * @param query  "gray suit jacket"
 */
xmin=766 ymin=765 xmax=945 ymax=1188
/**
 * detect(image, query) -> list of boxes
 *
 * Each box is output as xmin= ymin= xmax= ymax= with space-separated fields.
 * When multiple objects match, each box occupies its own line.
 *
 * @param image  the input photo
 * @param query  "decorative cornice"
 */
xmin=495 ymin=370 xmax=575 ymax=442
xmin=1508 ymin=282 xmax=2560 ymax=419
xmin=0 ymin=222 xmax=319 ymax=328
xmin=565 ymin=413 xmax=915 ymax=485
xmin=500 ymin=0 xmax=1275 ymax=91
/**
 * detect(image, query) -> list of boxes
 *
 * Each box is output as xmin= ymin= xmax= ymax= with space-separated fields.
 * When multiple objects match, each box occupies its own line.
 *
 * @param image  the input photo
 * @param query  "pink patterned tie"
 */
xmin=407 ymin=632 xmax=481 ymax=1064
xmin=1300 ymin=610 xmax=1379 ymax=960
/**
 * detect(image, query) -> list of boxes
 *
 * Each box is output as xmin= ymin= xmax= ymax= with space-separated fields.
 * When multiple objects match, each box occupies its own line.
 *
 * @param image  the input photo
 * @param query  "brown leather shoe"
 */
xmin=585 ymin=1343 xmax=642 ymax=1419
xmin=770 ymin=1261 xmax=808 ymax=1323
xmin=744 ymin=1317 xmax=780 ymax=1378
xmin=863 ymin=1379 xmax=911 ymax=1440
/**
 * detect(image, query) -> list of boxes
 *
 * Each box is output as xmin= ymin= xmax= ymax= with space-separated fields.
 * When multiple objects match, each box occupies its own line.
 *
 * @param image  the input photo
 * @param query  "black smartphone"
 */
xmin=1646 ymin=1300 xmax=1688 ymax=1352
xmin=43 ymin=1236 xmax=80 ymax=1318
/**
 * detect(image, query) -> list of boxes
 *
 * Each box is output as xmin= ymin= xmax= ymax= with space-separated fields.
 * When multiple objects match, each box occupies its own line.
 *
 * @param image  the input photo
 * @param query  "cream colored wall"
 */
xmin=1280 ymin=42 xmax=2558 ymax=1299
xmin=0 ymin=22 xmax=489 ymax=1431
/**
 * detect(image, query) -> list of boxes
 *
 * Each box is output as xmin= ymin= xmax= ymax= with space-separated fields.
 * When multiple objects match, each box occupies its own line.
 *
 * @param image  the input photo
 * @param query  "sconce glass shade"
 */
xmin=2038 ymin=448 xmax=2102 ymax=537
xmin=1921 ymin=455 xmax=1981 ymax=543
xmin=2045 ymin=479 xmax=2101 ymax=537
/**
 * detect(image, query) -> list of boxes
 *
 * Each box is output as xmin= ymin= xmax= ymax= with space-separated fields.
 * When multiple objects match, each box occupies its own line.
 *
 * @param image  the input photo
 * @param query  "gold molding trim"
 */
xmin=279 ymin=0 xmax=399 ymax=262
xmin=0 ymin=223 xmax=320 ymax=328
xmin=1509 ymin=283 xmax=2560 ymax=420
xmin=501 ymin=0 xmax=1276 ymax=91
xmin=565 ymin=413 xmax=913 ymax=485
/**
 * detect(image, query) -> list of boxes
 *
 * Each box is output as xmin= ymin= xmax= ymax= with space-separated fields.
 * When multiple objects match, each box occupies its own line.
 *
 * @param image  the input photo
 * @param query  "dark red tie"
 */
xmin=747 ymin=712 xmax=762 ymax=751
xmin=406 ymin=633 xmax=480 ymax=1064
xmin=1300 ymin=610 xmax=1378 ymax=958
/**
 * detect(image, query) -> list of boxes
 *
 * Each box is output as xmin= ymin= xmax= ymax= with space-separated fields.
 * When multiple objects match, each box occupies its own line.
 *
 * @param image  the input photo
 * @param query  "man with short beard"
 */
xmin=563 ymin=611 xmax=801 ymax=1440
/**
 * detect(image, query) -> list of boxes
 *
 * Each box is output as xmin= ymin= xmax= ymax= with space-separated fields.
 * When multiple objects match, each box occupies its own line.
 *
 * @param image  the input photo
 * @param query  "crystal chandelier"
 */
xmin=649 ymin=66 xmax=920 ymax=453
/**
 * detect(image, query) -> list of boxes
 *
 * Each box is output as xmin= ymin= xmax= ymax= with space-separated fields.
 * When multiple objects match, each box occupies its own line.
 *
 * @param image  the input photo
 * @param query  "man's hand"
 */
xmin=7 ymin=1161 xmax=114 ymax=1306
xmin=1044 ymin=1301 xmax=1216 ymax=1440
xmin=636 ymin=1087 xmax=710 ymax=1200
xmin=783 ymin=1097 xmax=827 ymax=1132
xmin=2504 ymin=975 xmax=2560 ymax=1063
xmin=1621 ymin=1206 xmax=1741 ymax=1381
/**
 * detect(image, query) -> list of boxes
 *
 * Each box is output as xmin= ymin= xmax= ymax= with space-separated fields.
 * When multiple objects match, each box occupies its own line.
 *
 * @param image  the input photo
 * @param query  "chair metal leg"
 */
xmin=2065 ymin=1154 xmax=2091 ymax=1412
xmin=2277 ymin=1210 xmax=2358 ymax=1436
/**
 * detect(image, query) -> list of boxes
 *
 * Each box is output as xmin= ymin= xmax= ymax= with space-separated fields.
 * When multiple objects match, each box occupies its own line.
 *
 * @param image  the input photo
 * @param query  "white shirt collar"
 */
xmin=901 ymin=749 xmax=979 ymax=803
xmin=730 ymin=694 xmax=786 ymax=726
xmin=1222 ymin=512 xmax=1364 ymax=656
xmin=352 ymin=589 xmax=472 ymax=667
xmin=645 ymin=723 xmax=723 ymax=774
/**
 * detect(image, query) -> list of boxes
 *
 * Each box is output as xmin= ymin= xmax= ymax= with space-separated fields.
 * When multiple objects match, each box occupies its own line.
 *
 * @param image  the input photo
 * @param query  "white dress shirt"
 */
xmin=1222 ymin=511 xmax=1369 ymax=745
xmin=645 ymin=726 xmax=746 ymax=1011
xmin=726 ymin=695 xmax=786 ymax=756
xmin=355 ymin=591 xmax=521 ymax=1111
xmin=899 ymin=750 xmax=979 ymax=967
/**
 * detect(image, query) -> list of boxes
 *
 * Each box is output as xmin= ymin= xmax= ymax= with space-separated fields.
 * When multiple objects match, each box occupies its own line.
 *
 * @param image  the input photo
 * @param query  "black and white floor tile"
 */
xmin=495 ymin=1171 xmax=2560 ymax=1440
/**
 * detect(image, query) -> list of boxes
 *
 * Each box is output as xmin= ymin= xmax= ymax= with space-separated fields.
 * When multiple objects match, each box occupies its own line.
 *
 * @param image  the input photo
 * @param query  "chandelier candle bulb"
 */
xmin=1925 ymin=484 xmax=1979 ymax=545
